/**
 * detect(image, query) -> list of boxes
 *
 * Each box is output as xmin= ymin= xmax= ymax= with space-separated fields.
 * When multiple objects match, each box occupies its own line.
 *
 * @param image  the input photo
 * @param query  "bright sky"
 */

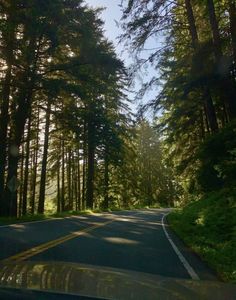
xmin=85 ymin=1 xmax=158 ymax=117
xmin=85 ymin=1 xmax=123 ymax=52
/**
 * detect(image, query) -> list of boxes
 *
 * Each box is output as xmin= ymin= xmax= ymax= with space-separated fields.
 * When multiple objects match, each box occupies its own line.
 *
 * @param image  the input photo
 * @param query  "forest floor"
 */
xmin=168 ymin=189 xmax=236 ymax=283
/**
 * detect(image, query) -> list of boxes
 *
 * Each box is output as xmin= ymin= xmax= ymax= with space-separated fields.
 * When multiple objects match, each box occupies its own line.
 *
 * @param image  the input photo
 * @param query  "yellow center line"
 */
xmin=2 ymin=219 xmax=115 ymax=263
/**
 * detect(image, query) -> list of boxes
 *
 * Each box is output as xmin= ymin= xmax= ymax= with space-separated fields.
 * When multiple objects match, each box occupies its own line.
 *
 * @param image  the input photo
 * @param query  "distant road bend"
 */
xmin=0 ymin=209 xmax=216 ymax=280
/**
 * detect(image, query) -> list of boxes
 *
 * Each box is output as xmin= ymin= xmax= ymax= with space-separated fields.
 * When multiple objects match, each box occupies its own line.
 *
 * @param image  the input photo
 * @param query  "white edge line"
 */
xmin=162 ymin=213 xmax=200 ymax=280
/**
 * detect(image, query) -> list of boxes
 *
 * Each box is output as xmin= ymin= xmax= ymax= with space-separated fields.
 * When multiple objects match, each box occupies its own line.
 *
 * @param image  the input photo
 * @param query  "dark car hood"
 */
xmin=0 ymin=261 xmax=235 ymax=299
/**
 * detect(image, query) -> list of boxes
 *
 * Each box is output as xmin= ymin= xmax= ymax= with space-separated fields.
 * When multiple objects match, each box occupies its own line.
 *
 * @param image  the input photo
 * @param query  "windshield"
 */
xmin=0 ymin=0 xmax=235 ymax=299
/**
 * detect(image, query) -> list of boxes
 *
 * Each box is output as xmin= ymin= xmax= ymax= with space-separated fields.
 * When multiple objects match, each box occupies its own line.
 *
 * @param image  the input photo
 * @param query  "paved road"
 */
xmin=0 ymin=209 xmax=217 ymax=280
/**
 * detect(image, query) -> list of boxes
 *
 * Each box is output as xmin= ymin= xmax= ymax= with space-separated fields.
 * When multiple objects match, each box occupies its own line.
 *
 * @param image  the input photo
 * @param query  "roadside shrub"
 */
xmin=196 ymin=121 xmax=236 ymax=192
xmin=168 ymin=189 xmax=236 ymax=282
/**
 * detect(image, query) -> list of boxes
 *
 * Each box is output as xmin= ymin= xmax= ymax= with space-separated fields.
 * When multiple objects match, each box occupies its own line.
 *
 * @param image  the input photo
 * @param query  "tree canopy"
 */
xmin=0 ymin=0 xmax=172 ymax=217
xmin=121 ymin=0 xmax=236 ymax=198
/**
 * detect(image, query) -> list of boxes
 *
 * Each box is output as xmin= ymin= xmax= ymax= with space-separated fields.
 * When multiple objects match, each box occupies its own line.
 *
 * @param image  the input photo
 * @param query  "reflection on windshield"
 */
xmin=0 ymin=262 xmax=236 ymax=300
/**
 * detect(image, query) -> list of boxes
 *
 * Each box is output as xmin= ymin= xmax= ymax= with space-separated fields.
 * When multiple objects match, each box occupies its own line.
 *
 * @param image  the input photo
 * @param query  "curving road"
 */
xmin=0 ymin=209 xmax=217 ymax=280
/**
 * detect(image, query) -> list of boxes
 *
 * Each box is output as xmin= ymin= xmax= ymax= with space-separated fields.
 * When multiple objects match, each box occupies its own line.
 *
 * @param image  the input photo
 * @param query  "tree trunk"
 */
xmin=204 ymin=88 xmax=219 ymax=132
xmin=3 ymin=30 xmax=38 ymax=217
xmin=103 ymin=151 xmax=109 ymax=209
xmin=82 ymin=125 xmax=87 ymax=210
xmin=22 ymin=115 xmax=31 ymax=215
xmin=0 ymin=66 xmax=13 ymax=213
xmin=86 ymin=119 xmax=95 ymax=210
xmin=30 ymin=108 xmax=40 ymax=214
xmin=4 ymin=92 xmax=33 ymax=217
xmin=71 ymin=152 xmax=75 ymax=210
xmin=206 ymin=0 xmax=222 ymax=59
xmin=57 ymin=158 xmax=61 ymax=213
xmin=38 ymin=101 xmax=51 ymax=214
xmin=200 ymin=109 xmax=205 ymax=140
xmin=206 ymin=0 xmax=236 ymax=119
xmin=184 ymin=0 xmax=218 ymax=132
xmin=18 ymin=145 xmax=25 ymax=217
xmin=61 ymin=138 xmax=65 ymax=211
xmin=203 ymin=104 xmax=210 ymax=134
xmin=82 ymin=156 xmax=86 ymax=210
xmin=67 ymin=149 xmax=73 ymax=210
xmin=184 ymin=0 xmax=199 ymax=48
xmin=73 ymin=153 xmax=78 ymax=211
xmin=229 ymin=0 xmax=236 ymax=73
xmin=0 ymin=10 xmax=15 ymax=216
xmin=77 ymin=152 xmax=81 ymax=211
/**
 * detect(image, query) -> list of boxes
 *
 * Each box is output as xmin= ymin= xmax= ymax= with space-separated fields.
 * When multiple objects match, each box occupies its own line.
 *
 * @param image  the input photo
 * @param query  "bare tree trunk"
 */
xmin=3 ymin=30 xmax=38 ymax=217
xmin=86 ymin=118 xmax=95 ymax=210
xmin=4 ymin=91 xmax=33 ymax=217
xmin=0 ymin=10 xmax=15 ymax=216
xmin=0 ymin=66 xmax=12 ymax=213
xmin=206 ymin=0 xmax=236 ymax=119
xmin=57 ymin=158 xmax=61 ymax=213
xmin=67 ymin=148 xmax=73 ymax=210
xmin=204 ymin=88 xmax=219 ymax=132
xmin=82 ymin=158 xmax=86 ymax=210
xmin=22 ymin=115 xmax=31 ymax=215
xmin=229 ymin=0 xmax=236 ymax=72
xmin=200 ymin=110 xmax=205 ymax=140
xmin=38 ymin=101 xmax=51 ymax=214
xmin=184 ymin=0 xmax=218 ymax=132
xmin=184 ymin=0 xmax=198 ymax=48
xmin=82 ymin=125 xmax=87 ymax=210
xmin=71 ymin=152 xmax=74 ymax=210
xmin=61 ymin=138 xmax=65 ymax=211
xmin=103 ymin=150 xmax=109 ymax=209
xmin=72 ymin=152 xmax=78 ymax=211
xmin=18 ymin=145 xmax=25 ymax=217
xmin=203 ymin=104 xmax=210 ymax=134
xmin=206 ymin=0 xmax=222 ymax=59
xmin=30 ymin=108 xmax=40 ymax=214
xmin=77 ymin=152 xmax=81 ymax=211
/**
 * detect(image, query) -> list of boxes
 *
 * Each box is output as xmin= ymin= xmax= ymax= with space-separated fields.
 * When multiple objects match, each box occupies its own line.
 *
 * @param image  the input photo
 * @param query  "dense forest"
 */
xmin=121 ymin=0 xmax=236 ymax=197
xmin=120 ymin=0 xmax=236 ymax=281
xmin=0 ymin=0 xmax=235 ymax=282
xmin=0 ymin=0 xmax=235 ymax=220
xmin=0 ymin=0 xmax=176 ymax=218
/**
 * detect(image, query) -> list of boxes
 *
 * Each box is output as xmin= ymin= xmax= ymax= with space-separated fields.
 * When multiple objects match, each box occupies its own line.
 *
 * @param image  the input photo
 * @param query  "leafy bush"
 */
xmin=196 ymin=121 xmax=236 ymax=192
xmin=168 ymin=189 xmax=236 ymax=282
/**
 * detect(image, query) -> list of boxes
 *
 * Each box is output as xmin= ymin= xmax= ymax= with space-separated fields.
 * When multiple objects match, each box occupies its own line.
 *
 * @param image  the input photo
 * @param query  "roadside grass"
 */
xmin=0 ymin=204 xmax=161 ymax=226
xmin=0 ymin=210 xmax=97 ymax=225
xmin=167 ymin=188 xmax=236 ymax=283
xmin=0 ymin=214 xmax=49 ymax=225
xmin=51 ymin=210 xmax=95 ymax=218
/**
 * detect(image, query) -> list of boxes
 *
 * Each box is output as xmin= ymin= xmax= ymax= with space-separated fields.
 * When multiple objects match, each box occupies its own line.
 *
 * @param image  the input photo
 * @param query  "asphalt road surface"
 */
xmin=0 ymin=209 xmax=217 ymax=280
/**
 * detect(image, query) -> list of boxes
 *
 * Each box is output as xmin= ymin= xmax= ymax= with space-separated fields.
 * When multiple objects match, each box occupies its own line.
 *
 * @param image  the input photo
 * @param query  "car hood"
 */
xmin=0 ymin=261 xmax=235 ymax=299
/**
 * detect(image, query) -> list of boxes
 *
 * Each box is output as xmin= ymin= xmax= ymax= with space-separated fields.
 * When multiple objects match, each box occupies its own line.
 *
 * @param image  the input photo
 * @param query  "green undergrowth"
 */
xmin=0 ymin=214 xmax=49 ymax=225
xmin=51 ymin=210 xmax=95 ymax=218
xmin=167 ymin=189 xmax=236 ymax=283
xmin=0 ymin=210 xmax=99 ymax=225
xmin=0 ymin=204 xmax=161 ymax=226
